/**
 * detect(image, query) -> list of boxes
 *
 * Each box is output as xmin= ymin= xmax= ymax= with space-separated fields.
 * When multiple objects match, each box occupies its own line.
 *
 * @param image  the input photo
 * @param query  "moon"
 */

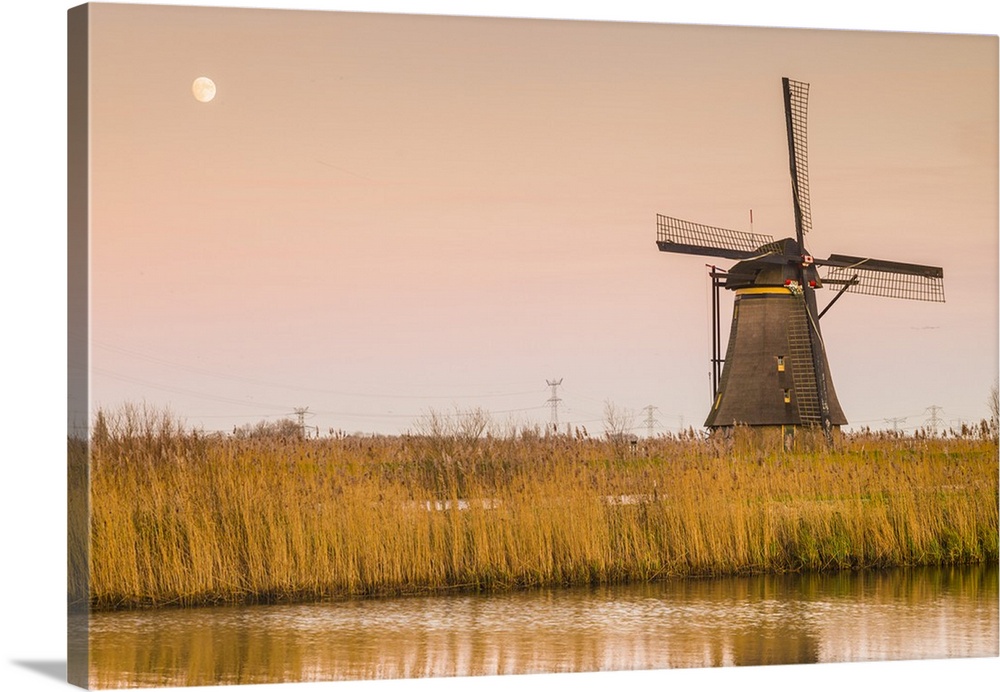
xmin=192 ymin=77 xmax=216 ymax=103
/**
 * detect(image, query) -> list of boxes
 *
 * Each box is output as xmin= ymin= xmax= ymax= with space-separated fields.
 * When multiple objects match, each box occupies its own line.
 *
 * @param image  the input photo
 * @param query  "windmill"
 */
xmin=655 ymin=78 xmax=944 ymax=435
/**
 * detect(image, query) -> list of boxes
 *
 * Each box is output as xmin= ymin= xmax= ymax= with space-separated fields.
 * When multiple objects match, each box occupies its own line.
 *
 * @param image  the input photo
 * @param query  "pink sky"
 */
xmin=85 ymin=3 xmax=998 ymax=435
xmin=4 ymin=6 xmax=1000 ymax=692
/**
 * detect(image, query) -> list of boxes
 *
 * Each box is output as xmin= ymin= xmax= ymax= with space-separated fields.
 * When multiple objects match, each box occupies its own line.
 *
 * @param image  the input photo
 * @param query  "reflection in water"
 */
xmin=89 ymin=565 xmax=998 ymax=688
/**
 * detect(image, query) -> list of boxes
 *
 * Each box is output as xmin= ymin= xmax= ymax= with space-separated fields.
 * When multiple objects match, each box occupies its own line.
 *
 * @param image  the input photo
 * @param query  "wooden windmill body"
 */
xmin=656 ymin=79 xmax=945 ymax=434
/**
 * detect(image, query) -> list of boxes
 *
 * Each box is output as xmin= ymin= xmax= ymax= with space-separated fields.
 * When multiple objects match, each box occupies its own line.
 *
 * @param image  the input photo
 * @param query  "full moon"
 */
xmin=192 ymin=77 xmax=216 ymax=103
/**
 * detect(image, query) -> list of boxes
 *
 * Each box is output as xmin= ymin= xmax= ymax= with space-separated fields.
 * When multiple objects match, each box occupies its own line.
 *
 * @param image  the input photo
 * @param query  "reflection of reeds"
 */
xmin=88 ymin=407 xmax=999 ymax=610
xmin=86 ymin=565 xmax=999 ymax=686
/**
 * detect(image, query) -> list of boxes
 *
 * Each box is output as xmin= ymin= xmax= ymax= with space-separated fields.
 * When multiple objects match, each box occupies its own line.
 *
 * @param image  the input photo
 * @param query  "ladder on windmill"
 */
xmin=786 ymin=308 xmax=821 ymax=425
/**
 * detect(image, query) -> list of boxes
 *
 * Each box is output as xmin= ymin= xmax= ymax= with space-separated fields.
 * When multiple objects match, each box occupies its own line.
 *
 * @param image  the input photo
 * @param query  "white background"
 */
xmin=1 ymin=2 xmax=997 ymax=691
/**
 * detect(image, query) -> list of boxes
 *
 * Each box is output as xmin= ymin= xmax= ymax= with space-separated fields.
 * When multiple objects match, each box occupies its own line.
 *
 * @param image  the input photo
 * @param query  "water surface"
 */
xmin=89 ymin=564 xmax=998 ymax=688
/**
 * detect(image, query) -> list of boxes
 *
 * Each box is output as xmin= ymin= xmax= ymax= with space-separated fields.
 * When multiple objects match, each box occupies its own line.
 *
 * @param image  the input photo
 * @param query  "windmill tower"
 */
xmin=656 ymin=78 xmax=945 ymax=435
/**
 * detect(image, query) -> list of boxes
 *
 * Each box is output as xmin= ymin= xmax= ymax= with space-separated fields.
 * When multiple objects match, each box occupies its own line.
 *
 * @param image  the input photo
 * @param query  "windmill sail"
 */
xmin=783 ymin=78 xmax=812 ymax=242
xmin=820 ymin=255 xmax=945 ymax=302
xmin=656 ymin=214 xmax=775 ymax=260
xmin=782 ymin=77 xmax=831 ymax=432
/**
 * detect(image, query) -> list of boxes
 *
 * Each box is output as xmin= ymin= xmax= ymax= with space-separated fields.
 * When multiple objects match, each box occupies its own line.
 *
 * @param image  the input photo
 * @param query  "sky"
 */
xmin=80 ymin=3 xmax=998 ymax=437
xmin=2 ymin=3 xmax=999 ymax=692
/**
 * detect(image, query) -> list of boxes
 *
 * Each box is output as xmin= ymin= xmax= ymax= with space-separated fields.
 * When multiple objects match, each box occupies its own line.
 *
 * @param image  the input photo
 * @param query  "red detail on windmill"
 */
xmin=801 ymin=255 xmax=814 ymax=267
xmin=809 ymin=280 xmax=817 ymax=287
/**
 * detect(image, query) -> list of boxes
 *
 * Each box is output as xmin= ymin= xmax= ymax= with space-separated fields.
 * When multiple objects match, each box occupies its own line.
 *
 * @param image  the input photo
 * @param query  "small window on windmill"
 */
xmin=783 ymin=389 xmax=792 ymax=404
xmin=777 ymin=355 xmax=786 ymax=372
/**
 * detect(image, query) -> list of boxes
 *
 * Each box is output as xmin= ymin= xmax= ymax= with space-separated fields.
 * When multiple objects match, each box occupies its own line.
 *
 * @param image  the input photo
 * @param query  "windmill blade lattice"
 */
xmin=822 ymin=261 xmax=945 ymax=302
xmin=656 ymin=214 xmax=775 ymax=260
xmin=783 ymin=78 xmax=812 ymax=239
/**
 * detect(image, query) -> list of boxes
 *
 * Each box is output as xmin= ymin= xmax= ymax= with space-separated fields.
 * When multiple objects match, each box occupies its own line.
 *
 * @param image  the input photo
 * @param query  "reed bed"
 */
xmin=85 ymin=408 xmax=999 ymax=610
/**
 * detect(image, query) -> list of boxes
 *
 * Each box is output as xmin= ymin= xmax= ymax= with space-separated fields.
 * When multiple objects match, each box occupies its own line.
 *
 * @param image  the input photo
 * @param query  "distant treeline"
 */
xmin=75 ymin=405 xmax=999 ymax=610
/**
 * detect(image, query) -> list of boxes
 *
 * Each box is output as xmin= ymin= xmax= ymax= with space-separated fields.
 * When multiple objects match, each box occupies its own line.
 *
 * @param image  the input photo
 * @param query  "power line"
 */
xmin=92 ymin=367 xmax=293 ymax=412
xmin=93 ymin=341 xmax=543 ymax=400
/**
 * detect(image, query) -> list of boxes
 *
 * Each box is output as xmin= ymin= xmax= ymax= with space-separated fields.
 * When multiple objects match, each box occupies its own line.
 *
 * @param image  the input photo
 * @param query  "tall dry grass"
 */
xmin=87 ymin=407 xmax=999 ymax=609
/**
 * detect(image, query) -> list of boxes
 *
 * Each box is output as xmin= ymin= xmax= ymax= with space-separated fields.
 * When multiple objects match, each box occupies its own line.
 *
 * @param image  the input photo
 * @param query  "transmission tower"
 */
xmin=546 ymin=378 xmax=563 ymax=431
xmin=925 ymin=405 xmax=944 ymax=436
xmin=293 ymin=407 xmax=310 ymax=438
xmin=883 ymin=416 xmax=906 ymax=433
xmin=642 ymin=405 xmax=659 ymax=438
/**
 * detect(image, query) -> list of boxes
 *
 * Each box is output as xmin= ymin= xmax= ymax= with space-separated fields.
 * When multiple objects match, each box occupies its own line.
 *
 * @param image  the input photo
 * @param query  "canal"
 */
xmin=87 ymin=564 xmax=998 ymax=688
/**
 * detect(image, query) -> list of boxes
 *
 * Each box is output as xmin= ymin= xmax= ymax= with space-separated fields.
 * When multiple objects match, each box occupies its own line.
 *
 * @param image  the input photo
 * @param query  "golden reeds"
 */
xmin=86 ymin=408 xmax=999 ymax=610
